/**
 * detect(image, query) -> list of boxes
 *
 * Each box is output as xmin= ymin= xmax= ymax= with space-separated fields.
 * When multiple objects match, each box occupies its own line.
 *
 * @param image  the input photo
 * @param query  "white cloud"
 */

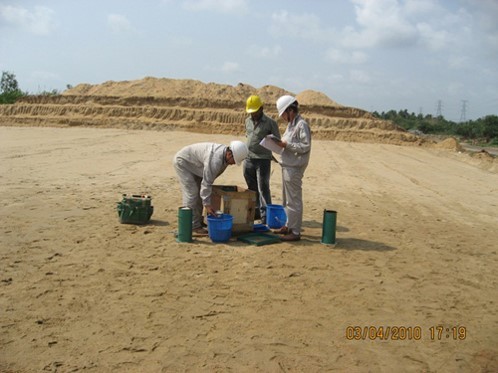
xmin=339 ymin=0 xmax=480 ymax=57
xmin=464 ymin=0 xmax=498 ymax=31
xmin=246 ymin=45 xmax=282 ymax=59
xmin=349 ymin=69 xmax=371 ymax=84
xmin=447 ymin=55 xmax=470 ymax=70
xmin=31 ymin=71 xmax=60 ymax=81
xmin=326 ymin=48 xmax=367 ymax=64
xmin=203 ymin=61 xmax=241 ymax=74
xmin=416 ymin=22 xmax=451 ymax=51
xmin=404 ymin=0 xmax=438 ymax=15
xmin=221 ymin=61 xmax=240 ymax=73
xmin=183 ymin=0 xmax=248 ymax=14
xmin=326 ymin=73 xmax=345 ymax=84
xmin=0 ymin=5 xmax=56 ymax=35
xmin=484 ymin=33 xmax=498 ymax=56
xmin=270 ymin=11 xmax=333 ymax=42
xmin=167 ymin=35 xmax=193 ymax=48
xmin=463 ymin=0 xmax=498 ymax=57
xmin=108 ymin=14 xmax=132 ymax=34
xmin=345 ymin=0 xmax=418 ymax=48
xmin=446 ymin=82 xmax=465 ymax=97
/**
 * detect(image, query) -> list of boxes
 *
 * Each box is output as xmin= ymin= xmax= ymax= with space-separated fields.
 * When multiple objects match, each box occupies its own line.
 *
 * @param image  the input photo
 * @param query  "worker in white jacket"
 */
xmin=270 ymin=95 xmax=312 ymax=241
xmin=173 ymin=141 xmax=248 ymax=235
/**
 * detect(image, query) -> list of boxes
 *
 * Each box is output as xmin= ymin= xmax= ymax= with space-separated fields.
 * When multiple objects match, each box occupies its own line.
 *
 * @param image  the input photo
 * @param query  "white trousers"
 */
xmin=173 ymin=158 xmax=204 ymax=229
xmin=282 ymin=166 xmax=305 ymax=235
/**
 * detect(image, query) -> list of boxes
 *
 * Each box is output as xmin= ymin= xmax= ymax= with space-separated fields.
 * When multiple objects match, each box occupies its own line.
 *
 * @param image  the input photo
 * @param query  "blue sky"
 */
xmin=1 ymin=0 xmax=497 ymax=121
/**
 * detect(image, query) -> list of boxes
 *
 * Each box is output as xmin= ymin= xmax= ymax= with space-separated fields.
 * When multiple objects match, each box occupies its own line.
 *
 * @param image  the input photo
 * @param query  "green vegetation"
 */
xmin=373 ymin=109 xmax=498 ymax=147
xmin=1 ymin=71 xmax=62 ymax=104
xmin=0 ymin=71 xmax=26 ymax=104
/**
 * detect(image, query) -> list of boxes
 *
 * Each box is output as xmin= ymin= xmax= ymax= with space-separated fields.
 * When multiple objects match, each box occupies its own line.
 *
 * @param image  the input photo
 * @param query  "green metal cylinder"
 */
xmin=177 ymin=206 xmax=193 ymax=243
xmin=321 ymin=209 xmax=337 ymax=245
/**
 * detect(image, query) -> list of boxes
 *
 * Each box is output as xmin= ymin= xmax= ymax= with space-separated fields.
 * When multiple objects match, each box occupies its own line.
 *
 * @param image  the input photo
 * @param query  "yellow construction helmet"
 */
xmin=245 ymin=95 xmax=263 ymax=113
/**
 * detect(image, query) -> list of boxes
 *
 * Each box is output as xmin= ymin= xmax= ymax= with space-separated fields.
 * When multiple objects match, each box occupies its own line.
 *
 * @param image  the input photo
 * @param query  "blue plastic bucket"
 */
xmin=207 ymin=214 xmax=233 ymax=242
xmin=266 ymin=204 xmax=287 ymax=229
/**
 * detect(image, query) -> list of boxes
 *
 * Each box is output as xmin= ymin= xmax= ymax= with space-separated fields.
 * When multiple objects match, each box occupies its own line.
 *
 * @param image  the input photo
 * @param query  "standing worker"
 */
xmin=270 ymin=95 xmax=311 ymax=241
xmin=244 ymin=95 xmax=281 ymax=224
xmin=173 ymin=141 xmax=249 ymax=235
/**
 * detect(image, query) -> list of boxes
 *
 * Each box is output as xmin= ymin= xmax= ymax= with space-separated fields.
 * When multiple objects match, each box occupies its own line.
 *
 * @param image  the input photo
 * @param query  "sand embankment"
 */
xmin=0 ymin=77 xmax=424 ymax=145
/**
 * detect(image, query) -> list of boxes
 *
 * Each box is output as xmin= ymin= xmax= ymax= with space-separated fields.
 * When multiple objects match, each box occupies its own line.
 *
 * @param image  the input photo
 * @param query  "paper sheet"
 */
xmin=259 ymin=135 xmax=284 ymax=155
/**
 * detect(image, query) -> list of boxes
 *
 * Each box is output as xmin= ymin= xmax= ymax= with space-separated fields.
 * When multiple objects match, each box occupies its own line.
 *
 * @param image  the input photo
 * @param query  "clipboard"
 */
xmin=259 ymin=135 xmax=284 ymax=155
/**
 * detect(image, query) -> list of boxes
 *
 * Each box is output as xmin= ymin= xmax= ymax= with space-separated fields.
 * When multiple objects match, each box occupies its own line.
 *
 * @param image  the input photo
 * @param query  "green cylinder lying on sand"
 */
xmin=321 ymin=209 xmax=337 ymax=245
xmin=177 ymin=206 xmax=193 ymax=243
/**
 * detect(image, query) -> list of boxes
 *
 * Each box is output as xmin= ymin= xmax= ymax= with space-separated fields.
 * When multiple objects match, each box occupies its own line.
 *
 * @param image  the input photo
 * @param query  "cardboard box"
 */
xmin=211 ymin=185 xmax=256 ymax=233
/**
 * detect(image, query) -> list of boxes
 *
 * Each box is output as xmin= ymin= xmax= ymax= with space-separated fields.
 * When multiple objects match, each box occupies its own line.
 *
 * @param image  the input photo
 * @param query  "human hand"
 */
xmin=270 ymin=136 xmax=286 ymax=148
xmin=205 ymin=205 xmax=216 ymax=216
xmin=273 ymin=139 xmax=286 ymax=148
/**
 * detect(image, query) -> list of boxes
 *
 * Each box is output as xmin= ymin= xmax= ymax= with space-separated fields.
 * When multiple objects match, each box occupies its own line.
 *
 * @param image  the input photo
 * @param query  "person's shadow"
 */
xmin=302 ymin=219 xmax=349 ymax=232
xmin=330 ymin=237 xmax=396 ymax=251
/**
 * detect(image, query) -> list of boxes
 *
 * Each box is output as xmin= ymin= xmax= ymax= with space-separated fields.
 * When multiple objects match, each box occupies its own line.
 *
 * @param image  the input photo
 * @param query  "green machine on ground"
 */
xmin=117 ymin=194 xmax=153 ymax=224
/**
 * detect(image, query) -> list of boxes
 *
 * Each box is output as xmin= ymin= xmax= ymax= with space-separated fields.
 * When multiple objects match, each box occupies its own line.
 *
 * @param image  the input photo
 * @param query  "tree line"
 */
xmin=0 ymin=71 xmax=25 ymax=104
xmin=0 ymin=71 xmax=60 ymax=104
xmin=373 ymin=109 xmax=498 ymax=146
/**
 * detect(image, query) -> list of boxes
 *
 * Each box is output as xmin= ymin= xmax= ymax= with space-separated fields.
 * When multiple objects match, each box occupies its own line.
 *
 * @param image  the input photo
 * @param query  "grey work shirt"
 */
xmin=245 ymin=113 xmax=280 ymax=159
xmin=281 ymin=114 xmax=312 ymax=168
xmin=174 ymin=142 xmax=228 ymax=206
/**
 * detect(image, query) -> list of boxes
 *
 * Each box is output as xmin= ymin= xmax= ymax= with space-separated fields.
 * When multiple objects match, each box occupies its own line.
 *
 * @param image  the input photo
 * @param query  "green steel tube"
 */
xmin=177 ymin=206 xmax=193 ymax=243
xmin=321 ymin=209 xmax=337 ymax=245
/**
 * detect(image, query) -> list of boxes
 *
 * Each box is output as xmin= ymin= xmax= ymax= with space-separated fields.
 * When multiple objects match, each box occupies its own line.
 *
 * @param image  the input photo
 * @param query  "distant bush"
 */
xmin=38 ymin=89 xmax=60 ymax=96
xmin=0 ymin=71 xmax=26 ymax=104
xmin=0 ymin=90 xmax=25 ymax=104
xmin=373 ymin=110 xmax=498 ymax=146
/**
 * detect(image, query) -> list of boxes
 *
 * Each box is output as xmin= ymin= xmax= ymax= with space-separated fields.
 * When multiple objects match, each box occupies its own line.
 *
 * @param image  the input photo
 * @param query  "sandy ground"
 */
xmin=1 ymin=126 xmax=498 ymax=373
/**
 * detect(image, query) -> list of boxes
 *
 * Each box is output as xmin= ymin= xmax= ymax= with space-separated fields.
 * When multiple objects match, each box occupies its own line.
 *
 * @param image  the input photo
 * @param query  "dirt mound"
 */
xmin=1 ymin=77 xmax=425 ymax=146
xmin=471 ymin=150 xmax=495 ymax=162
xmin=431 ymin=137 xmax=498 ymax=173
xmin=434 ymin=137 xmax=464 ymax=152
xmin=65 ymin=77 xmax=292 ymax=105
xmin=65 ymin=78 xmax=340 ymax=108
xmin=296 ymin=90 xmax=341 ymax=107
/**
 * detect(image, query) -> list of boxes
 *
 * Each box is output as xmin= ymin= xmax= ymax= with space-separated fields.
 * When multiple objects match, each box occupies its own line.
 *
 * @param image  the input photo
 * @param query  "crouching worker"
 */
xmin=173 ymin=141 xmax=249 ymax=235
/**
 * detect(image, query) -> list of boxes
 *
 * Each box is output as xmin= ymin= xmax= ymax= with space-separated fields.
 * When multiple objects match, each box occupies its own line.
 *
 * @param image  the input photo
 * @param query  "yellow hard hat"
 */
xmin=245 ymin=95 xmax=263 ymax=113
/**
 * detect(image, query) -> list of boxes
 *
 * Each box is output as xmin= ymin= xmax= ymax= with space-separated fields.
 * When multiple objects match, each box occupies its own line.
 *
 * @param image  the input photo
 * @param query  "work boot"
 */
xmin=281 ymin=232 xmax=301 ymax=242
xmin=193 ymin=227 xmax=208 ymax=236
xmin=273 ymin=226 xmax=289 ymax=235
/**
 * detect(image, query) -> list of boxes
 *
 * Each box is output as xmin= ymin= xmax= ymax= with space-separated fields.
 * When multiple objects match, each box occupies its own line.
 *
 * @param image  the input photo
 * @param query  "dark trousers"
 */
xmin=243 ymin=158 xmax=272 ymax=223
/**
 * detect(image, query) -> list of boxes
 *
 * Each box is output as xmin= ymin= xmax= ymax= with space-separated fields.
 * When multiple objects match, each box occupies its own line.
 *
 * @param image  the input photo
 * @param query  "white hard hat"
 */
xmin=229 ymin=140 xmax=248 ymax=166
xmin=276 ymin=95 xmax=297 ymax=117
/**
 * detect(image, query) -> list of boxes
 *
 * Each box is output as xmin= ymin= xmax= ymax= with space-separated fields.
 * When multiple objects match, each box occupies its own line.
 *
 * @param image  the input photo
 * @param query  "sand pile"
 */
xmin=65 ymin=77 xmax=296 ymax=106
xmin=0 ymin=77 xmax=424 ymax=145
xmin=431 ymin=137 xmax=498 ymax=172
xmin=469 ymin=150 xmax=498 ymax=172
xmin=434 ymin=137 xmax=464 ymax=152
xmin=64 ymin=78 xmax=342 ymax=108
xmin=296 ymin=90 xmax=341 ymax=107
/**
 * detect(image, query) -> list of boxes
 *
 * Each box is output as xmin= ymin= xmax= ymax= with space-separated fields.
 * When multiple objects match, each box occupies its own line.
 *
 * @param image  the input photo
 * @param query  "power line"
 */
xmin=459 ymin=100 xmax=468 ymax=122
xmin=435 ymin=99 xmax=443 ymax=117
